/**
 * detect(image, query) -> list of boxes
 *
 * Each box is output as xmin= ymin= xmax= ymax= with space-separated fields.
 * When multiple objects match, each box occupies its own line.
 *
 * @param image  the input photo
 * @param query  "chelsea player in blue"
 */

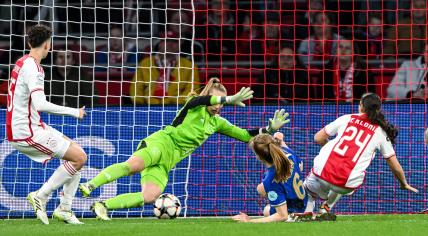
xmin=232 ymin=132 xmax=306 ymax=223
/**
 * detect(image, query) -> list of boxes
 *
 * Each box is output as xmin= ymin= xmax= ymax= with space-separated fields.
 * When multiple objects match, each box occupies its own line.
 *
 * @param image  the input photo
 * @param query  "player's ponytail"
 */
xmin=361 ymin=93 xmax=398 ymax=144
xmin=269 ymin=142 xmax=293 ymax=182
xmin=251 ymin=134 xmax=293 ymax=182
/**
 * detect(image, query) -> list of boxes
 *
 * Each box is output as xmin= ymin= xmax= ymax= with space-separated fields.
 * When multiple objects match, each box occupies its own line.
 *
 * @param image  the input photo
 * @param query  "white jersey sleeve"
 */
xmin=324 ymin=114 xmax=351 ymax=136
xmin=378 ymin=131 xmax=396 ymax=159
xmin=24 ymin=61 xmax=80 ymax=118
xmin=31 ymin=91 xmax=80 ymax=118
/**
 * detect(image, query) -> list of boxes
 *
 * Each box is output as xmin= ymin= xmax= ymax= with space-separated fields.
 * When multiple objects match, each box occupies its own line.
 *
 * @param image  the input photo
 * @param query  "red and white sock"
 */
xmin=37 ymin=161 xmax=77 ymax=200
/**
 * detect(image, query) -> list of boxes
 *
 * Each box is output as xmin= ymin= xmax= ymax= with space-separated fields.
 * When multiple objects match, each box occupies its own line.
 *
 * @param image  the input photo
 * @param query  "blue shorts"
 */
xmin=269 ymin=199 xmax=306 ymax=215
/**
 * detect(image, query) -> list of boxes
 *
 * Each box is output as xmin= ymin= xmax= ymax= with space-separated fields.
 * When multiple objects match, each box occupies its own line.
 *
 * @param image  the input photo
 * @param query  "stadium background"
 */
xmin=0 ymin=0 xmax=427 ymax=218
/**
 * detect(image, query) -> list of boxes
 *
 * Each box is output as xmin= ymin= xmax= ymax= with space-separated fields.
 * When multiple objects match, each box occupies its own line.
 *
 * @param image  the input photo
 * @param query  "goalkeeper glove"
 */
xmin=225 ymin=87 xmax=254 ymax=107
xmin=267 ymin=109 xmax=290 ymax=133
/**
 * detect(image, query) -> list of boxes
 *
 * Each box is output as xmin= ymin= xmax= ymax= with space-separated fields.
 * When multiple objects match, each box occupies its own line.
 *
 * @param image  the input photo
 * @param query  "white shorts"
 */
xmin=303 ymin=173 xmax=354 ymax=200
xmin=10 ymin=125 xmax=71 ymax=163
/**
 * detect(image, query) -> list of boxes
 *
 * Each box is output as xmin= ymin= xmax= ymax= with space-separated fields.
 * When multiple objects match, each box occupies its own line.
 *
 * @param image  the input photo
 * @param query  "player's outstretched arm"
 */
xmin=179 ymin=86 xmax=253 ymax=111
xmin=314 ymin=128 xmax=329 ymax=146
xmin=216 ymin=109 xmax=290 ymax=143
xmin=31 ymin=90 xmax=86 ymax=119
xmin=232 ymin=204 xmax=289 ymax=223
xmin=385 ymin=155 xmax=418 ymax=193
xmin=223 ymin=87 xmax=254 ymax=107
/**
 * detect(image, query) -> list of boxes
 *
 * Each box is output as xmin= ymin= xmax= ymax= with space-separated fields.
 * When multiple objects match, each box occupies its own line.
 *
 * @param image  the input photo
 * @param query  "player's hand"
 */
xmin=400 ymin=183 xmax=418 ymax=193
xmin=232 ymin=212 xmax=250 ymax=222
xmin=267 ymin=109 xmax=290 ymax=133
xmin=226 ymin=87 xmax=254 ymax=107
xmin=78 ymin=106 xmax=87 ymax=119
xmin=273 ymin=132 xmax=286 ymax=147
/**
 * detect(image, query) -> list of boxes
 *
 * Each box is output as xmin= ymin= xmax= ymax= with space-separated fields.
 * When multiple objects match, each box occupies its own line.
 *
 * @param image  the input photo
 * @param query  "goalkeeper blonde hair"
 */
xmin=188 ymin=77 xmax=227 ymax=97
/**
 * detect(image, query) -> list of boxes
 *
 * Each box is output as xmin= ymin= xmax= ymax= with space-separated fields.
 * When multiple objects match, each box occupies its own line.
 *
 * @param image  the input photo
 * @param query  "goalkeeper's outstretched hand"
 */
xmin=267 ymin=109 xmax=290 ymax=133
xmin=225 ymin=87 xmax=254 ymax=107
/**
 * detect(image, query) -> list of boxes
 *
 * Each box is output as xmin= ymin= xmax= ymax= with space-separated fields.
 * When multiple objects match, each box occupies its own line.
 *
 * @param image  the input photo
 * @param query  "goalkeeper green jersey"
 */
xmin=161 ymin=95 xmax=264 ymax=158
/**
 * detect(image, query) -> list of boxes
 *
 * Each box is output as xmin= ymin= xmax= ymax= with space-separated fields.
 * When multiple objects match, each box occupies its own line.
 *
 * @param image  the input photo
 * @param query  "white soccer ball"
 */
xmin=153 ymin=193 xmax=182 ymax=219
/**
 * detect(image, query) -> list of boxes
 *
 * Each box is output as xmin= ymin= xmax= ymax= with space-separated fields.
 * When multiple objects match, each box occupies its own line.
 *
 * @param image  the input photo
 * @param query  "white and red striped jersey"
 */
xmin=312 ymin=113 xmax=396 ymax=189
xmin=6 ymin=55 xmax=79 ymax=141
xmin=7 ymin=55 xmax=46 ymax=141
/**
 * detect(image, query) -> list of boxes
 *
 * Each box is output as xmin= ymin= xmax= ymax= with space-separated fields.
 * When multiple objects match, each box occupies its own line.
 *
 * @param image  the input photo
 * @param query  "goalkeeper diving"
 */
xmin=79 ymin=77 xmax=290 ymax=220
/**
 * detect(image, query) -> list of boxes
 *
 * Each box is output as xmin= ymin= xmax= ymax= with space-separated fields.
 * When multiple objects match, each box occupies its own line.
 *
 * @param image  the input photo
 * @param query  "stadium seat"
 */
xmin=94 ymin=71 xmax=133 ymax=105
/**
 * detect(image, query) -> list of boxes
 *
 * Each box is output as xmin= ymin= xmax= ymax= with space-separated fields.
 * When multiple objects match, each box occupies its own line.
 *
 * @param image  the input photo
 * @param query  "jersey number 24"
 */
xmin=333 ymin=125 xmax=372 ymax=162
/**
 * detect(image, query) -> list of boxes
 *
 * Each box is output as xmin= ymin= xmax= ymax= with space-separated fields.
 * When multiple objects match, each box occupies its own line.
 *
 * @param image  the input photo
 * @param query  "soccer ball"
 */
xmin=153 ymin=193 xmax=182 ymax=219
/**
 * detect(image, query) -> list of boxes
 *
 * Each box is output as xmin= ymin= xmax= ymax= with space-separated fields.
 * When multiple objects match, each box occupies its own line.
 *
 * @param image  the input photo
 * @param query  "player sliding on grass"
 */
xmin=295 ymin=93 xmax=418 ymax=221
xmin=6 ymin=25 xmax=87 ymax=224
xmin=79 ymin=77 xmax=290 ymax=220
xmin=232 ymin=132 xmax=306 ymax=223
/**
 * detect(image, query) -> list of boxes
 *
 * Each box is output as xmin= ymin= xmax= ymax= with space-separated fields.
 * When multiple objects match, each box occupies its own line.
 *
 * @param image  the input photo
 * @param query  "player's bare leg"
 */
xmin=80 ymin=155 xmax=143 ymax=197
xmin=28 ymin=142 xmax=87 ymax=224
xmin=92 ymin=182 xmax=161 ymax=221
xmin=52 ymin=137 xmax=86 ymax=224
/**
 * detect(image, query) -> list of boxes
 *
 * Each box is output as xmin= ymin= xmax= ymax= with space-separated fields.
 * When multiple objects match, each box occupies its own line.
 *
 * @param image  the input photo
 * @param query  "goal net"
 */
xmin=0 ymin=0 xmax=426 ymax=218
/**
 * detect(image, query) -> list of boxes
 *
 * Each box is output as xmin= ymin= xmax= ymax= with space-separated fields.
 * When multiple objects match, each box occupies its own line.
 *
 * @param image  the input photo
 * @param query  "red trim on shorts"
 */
xmin=26 ymin=140 xmax=53 ymax=155
xmin=25 ymin=139 xmax=53 ymax=155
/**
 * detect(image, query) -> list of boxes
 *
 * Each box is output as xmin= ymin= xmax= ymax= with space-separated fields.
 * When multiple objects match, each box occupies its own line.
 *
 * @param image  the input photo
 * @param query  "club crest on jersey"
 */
xmin=267 ymin=191 xmax=278 ymax=201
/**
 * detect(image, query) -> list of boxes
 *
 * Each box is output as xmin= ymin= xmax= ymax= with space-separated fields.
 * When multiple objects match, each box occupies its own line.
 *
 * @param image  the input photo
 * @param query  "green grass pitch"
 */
xmin=1 ymin=214 xmax=427 ymax=236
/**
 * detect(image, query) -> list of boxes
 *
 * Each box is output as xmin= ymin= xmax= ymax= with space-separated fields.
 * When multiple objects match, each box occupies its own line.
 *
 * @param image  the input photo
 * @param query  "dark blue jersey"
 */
xmin=262 ymin=146 xmax=306 ymax=213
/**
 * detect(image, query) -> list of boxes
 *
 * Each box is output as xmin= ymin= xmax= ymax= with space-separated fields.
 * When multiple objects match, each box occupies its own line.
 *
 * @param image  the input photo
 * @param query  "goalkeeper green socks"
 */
xmin=104 ymin=192 xmax=145 ymax=210
xmin=89 ymin=162 xmax=131 ymax=188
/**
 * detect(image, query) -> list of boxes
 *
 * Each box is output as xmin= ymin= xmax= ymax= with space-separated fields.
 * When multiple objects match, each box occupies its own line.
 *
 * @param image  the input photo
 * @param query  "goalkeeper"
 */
xmin=80 ymin=77 xmax=290 ymax=220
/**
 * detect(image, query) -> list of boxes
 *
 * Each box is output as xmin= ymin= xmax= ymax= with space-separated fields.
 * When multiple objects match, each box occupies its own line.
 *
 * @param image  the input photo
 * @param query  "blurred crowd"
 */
xmin=0 ymin=0 xmax=427 ymax=107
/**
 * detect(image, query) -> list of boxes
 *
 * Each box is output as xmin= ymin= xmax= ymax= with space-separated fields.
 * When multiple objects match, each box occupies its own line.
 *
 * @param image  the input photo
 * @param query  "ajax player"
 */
xmin=79 ymin=77 xmax=289 ymax=220
xmin=232 ymin=132 xmax=306 ymax=223
xmin=6 ymin=25 xmax=87 ymax=224
xmin=298 ymin=93 xmax=418 ymax=220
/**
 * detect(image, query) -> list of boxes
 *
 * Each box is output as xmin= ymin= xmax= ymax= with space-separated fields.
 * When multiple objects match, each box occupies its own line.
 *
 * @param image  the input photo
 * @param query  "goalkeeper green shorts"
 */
xmin=132 ymin=130 xmax=183 ymax=192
